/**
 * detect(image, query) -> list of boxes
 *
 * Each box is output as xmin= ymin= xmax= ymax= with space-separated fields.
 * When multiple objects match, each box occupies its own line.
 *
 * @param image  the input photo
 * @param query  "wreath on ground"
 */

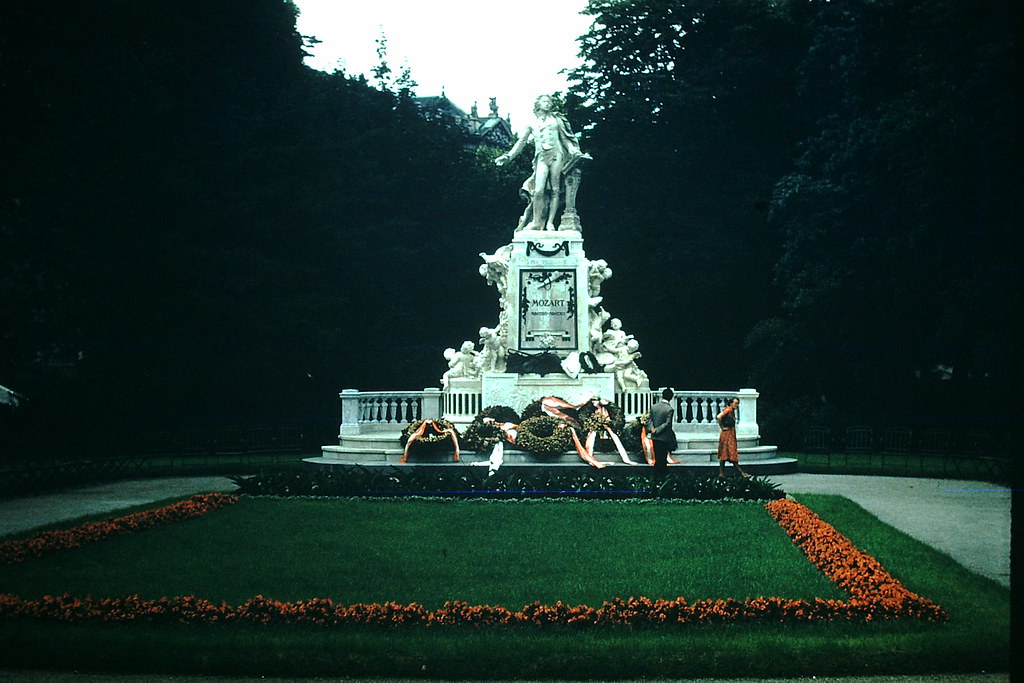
xmin=577 ymin=400 xmax=626 ymax=453
xmin=462 ymin=420 xmax=509 ymax=452
xmin=514 ymin=416 xmax=573 ymax=457
xmin=520 ymin=397 xmax=581 ymax=430
xmin=474 ymin=405 xmax=521 ymax=424
xmin=399 ymin=418 xmax=460 ymax=451
xmin=620 ymin=413 xmax=649 ymax=452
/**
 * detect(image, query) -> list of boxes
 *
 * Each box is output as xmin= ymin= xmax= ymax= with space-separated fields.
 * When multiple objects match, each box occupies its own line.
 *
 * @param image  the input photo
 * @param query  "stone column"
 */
xmin=421 ymin=387 xmax=443 ymax=420
xmin=737 ymin=388 xmax=759 ymax=426
xmin=559 ymin=167 xmax=583 ymax=232
xmin=340 ymin=389 xmax=361 ymax=437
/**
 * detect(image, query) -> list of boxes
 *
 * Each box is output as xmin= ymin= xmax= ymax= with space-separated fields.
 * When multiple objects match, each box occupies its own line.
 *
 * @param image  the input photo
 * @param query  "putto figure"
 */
xmin=495 ymin=94 xmax=591 ymax=231
xmin=441 ymin=341 xmax=480 ymax=389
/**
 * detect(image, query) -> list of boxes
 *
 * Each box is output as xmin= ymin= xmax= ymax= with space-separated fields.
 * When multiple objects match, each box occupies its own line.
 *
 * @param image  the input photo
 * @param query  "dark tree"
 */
xmin=568 ymin=0 xmax=815 ymax=389
xmin=0 ymin=1 xmax=520 ymax=455
xmin=746 ymin=0 xmax=1020 ymax=437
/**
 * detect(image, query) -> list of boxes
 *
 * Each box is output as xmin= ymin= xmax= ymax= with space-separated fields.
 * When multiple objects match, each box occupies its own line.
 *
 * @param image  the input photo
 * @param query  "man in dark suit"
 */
xmin=647 ymin=387 xmax=677 ymax=476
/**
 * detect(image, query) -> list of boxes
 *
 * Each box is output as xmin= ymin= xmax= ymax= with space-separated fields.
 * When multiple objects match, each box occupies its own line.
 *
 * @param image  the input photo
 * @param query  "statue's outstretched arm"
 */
xmin=495 ymin=127 xmax=532 ymax=165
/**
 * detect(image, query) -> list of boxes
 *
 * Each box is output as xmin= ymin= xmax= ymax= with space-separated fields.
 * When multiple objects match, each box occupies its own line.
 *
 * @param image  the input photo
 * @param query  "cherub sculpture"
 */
xmin=441 ymin=340 xmax=481 ymax=389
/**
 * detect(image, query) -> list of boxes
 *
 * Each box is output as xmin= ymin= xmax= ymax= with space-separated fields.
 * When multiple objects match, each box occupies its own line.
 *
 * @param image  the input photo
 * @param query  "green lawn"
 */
xmin=0 ymin=498 xmax=843 ymax=607
xmin=0 ymin=495 xmax=1010 ymax=679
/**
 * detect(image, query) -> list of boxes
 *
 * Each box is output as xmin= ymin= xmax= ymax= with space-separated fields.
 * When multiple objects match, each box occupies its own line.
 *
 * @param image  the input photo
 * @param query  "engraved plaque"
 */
xmin=518 ymin=269 xmax=577 ymax=351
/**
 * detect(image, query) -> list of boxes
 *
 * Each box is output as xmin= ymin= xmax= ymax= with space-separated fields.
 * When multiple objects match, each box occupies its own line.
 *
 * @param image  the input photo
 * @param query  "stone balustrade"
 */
xmin=326 ymin=386 xmax=776 ymax=463
xmin=339 ymin=386 xmax=759 ymax=433
xmin=339 ymin=388 xmax=443 ymax=435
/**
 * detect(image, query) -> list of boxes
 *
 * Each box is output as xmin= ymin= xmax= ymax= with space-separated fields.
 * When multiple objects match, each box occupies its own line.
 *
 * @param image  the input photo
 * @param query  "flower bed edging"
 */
xmin=0 ymin=496 xmax=946 ymax=627
xmin=0 ymin=493 xmax=238 ymax=565
xmin=765 ymin=497 xmax=946 ymax=622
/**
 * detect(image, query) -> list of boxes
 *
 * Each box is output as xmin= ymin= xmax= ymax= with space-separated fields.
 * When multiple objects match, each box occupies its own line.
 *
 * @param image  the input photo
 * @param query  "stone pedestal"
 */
xmin=482 ymin=372 xmax=616 ymax=413
xmin=506 ymin=229 xmax=589 ymax=355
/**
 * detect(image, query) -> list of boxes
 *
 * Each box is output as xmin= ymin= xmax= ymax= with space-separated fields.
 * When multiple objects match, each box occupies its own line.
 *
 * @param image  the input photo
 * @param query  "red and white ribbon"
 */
xmin=640 ymin=425 xmax=680 ymax=465
xmin=568 ymin=426 xmax=608 ymax=468
xmin=640 ymin=426 xmax=655 ymax=465
xmin=400 ymin=420 xmax=461 ymax=463
xmin=540 ymin=396 xmax=581 ymax=422
xmin=484 ymin=420 xmax=518 ymax=473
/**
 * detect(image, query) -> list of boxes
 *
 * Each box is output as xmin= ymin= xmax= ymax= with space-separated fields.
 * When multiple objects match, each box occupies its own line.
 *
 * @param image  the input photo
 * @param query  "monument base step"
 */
xmin=322 ymin=444 xmax=777 ymax=463
xmin=311 ymin=449 xmax=793 ymax=475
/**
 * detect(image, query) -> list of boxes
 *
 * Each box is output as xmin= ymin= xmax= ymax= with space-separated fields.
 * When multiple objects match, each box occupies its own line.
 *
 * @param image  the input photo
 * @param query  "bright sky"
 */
xmin=293 ymin=0 xmax=593 ymax=135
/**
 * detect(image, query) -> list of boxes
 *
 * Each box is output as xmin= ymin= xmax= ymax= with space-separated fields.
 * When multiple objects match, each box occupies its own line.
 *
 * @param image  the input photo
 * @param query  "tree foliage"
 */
xmin=0 ymin=0 xmax=519 ymax=454
xmin=746 ymin=0 xmax=1019 ymax=434
xmin=569 ymin=0 xmax=1018 ymax=439
xmin=568 ymin=0 xmax=815 ymax=389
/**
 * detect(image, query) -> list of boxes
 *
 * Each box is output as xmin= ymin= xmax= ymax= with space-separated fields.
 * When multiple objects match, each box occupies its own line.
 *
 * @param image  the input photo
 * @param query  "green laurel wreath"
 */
xmin=514 ymin=416 xmax=573 ymax=457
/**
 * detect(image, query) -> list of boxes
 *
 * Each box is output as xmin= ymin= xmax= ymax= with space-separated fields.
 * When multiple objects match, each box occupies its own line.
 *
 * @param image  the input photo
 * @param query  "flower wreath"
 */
xmin=462 ymin=420 xmax=510 ymax=452
xmin=514 ymin=416 xmax=573 ymax=457
xmin=474 ymin=404 xmax=521 ymax=424
xmin=399 ymin=418 xmax=461 ymax=463
xmin=620 ymin=415 xmax=648 ymax=452
xmin=577 ymin=399 xmax=625 ymax=432
xmin=577 ymin=399 xmax=626 ymax=452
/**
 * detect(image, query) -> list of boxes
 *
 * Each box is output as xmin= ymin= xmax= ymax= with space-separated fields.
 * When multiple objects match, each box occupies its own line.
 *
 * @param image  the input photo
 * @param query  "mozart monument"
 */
xmin=319 ymin=93 xmax=782 ymax=470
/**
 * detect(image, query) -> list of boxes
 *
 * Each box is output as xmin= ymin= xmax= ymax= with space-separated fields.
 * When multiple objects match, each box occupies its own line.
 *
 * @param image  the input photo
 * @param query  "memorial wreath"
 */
xmin=399 ymin=418 xmax=461 ymax=463
xmin=514 ymin=415 xmax=574 ymax=457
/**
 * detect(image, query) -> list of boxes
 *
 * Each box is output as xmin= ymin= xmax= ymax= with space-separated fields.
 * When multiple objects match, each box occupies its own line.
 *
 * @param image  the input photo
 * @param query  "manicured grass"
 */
xmin=0 ymin=495 xmax=1010 ymax=679
xmin=0 ymin=498 xmax=842 ymax=607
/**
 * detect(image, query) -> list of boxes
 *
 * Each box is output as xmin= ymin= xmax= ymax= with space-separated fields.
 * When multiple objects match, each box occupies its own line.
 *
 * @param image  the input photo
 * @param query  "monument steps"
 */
xmin=332 ymin=431 xmax=773 ymax=455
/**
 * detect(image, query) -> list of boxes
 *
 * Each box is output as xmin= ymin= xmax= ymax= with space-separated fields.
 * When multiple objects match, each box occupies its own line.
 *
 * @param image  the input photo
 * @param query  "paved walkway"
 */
xmin=0 ymin=476 xmax=237 ymax=538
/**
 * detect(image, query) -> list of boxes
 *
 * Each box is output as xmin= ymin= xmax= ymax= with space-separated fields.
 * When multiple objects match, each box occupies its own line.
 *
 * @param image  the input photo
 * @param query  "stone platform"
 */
xmin=311 ymin=438 xmax=795 ymax=476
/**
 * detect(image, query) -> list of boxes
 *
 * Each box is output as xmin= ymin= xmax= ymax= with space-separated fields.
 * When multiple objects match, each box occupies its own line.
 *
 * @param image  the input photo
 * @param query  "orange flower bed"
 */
xmin=764 ymin=497 xmax=946 ymax=622
xmin=0 ymin=493 xmax=238 ymax=565
xmin=0 ymin=496 xmax=946 ymax=627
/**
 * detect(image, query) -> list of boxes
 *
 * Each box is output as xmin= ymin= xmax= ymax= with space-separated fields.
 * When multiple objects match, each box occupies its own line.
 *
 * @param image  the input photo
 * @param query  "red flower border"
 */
xmin=1 ymin=493 xmax=238 ymax=565
xmin=0 ymin=496 xmax=946 ymax=626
